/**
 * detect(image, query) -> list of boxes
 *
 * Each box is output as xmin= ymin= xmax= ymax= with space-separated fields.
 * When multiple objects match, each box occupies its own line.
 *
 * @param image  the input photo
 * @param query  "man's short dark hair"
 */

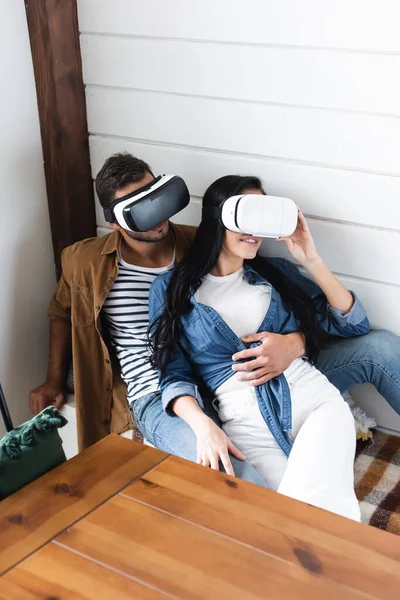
xmin=95 ymin=152 xmax=153 ymax=207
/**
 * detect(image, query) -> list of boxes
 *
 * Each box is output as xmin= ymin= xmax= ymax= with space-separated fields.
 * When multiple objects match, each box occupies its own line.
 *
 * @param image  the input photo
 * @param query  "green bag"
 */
xmin=0 ymin=385 xmax=68 ymax=500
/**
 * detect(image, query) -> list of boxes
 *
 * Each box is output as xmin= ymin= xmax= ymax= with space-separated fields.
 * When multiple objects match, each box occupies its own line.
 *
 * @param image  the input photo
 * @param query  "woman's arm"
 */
xmin=173 ymin=395 xmax=246 ymax=475
xmin=276 ymin=210 xmax=369 ymax=337
xmin=280 ymin=211 xmax=353 ymax=312
xmin=149 ymin=276 xmax=246 ymax=474
xmin=149 ymin=277 xmax=204 ymax=412
xmin=303 ymin=257 xmax=353 ymax=313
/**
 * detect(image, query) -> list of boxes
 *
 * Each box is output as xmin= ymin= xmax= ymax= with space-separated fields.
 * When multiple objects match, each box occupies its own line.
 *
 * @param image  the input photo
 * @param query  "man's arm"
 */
xmin=29 ymin=319 xmax=71 ymax=414
xmin=30 ymin=248 xmax=73 ymax=414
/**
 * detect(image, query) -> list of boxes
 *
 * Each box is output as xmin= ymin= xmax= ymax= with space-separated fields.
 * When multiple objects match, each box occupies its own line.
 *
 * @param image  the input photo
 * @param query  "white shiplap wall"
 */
xmin=77 ymin=0 xmax=400 ymax=431
xmin=0 ymin=1 xmax=56 ymax=437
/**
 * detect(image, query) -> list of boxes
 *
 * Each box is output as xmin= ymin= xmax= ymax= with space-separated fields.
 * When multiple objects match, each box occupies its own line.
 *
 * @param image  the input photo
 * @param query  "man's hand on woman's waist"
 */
xmin=231 ymin=331 xmax=306 ymax=386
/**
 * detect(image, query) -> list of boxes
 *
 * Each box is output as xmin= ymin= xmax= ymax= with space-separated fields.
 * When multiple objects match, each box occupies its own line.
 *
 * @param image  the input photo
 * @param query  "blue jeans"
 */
xmin=131 ymin=330 xmax=400 ymax=487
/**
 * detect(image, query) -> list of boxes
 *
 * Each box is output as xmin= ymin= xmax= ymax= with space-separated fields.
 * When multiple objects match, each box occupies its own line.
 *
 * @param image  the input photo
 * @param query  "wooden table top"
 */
xmin=0 ymin=435 xmax=400 ymax=599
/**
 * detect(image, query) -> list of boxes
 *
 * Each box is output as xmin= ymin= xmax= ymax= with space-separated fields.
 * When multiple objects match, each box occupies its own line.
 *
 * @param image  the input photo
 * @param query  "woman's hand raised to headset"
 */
xmin=277 ymin=209 xmax=355 ymax=313
xmin=277 ymin=210 xmax=321 ymax=269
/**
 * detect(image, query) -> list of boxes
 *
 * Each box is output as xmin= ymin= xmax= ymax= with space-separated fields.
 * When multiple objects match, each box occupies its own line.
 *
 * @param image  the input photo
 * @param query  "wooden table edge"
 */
xmin=0 ymin=436 xmax=169 ymax=576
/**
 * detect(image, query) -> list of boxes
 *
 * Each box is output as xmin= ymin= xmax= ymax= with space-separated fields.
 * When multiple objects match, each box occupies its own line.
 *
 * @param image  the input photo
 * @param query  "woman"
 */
xmin=149 ymin=175 xmax=370 ymax=520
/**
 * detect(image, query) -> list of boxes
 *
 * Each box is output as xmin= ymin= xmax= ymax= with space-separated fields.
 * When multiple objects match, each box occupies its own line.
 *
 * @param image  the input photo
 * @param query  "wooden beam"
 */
xmin=25 ymin=0 xmax=96 ymax=277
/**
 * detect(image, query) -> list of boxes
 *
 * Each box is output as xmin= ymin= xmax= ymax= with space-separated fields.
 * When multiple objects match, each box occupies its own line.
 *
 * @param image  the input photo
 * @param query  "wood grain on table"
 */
xmin=1 ymin=437 xmax=400 ymax=600
xmin=0 ymin=543 xmax=166 ymax=600
xmin=124 ymin=455 xmax=400 ymax=598
xmin=0 ymin=435 xmax=167 ymax=576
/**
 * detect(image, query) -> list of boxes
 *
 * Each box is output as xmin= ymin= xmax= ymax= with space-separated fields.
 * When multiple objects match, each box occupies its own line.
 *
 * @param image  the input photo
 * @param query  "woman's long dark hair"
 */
xmin=151 ymin=175 xmax=333 ymax=375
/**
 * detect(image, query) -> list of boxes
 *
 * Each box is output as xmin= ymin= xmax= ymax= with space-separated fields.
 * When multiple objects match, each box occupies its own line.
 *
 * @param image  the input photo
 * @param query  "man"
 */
xmin=30 ymin=152 xmax=400 ymax=485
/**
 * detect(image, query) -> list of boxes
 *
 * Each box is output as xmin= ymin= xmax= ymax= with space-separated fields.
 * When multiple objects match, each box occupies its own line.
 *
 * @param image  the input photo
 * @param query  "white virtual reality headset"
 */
xmin=103 ymin=174 xmax=190 ymax=232
xmin=202 ymin=194 xmax=298 ymax=238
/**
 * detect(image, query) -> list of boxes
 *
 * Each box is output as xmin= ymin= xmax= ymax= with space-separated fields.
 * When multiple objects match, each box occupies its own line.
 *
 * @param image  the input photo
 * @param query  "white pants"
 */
xmin=217 ymin=360 xmax=360 ymax=521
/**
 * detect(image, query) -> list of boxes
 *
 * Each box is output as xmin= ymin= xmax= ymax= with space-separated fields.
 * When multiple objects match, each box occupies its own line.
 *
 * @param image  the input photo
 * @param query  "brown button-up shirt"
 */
xmin=48 ymin=223 xmax=196 ymax=451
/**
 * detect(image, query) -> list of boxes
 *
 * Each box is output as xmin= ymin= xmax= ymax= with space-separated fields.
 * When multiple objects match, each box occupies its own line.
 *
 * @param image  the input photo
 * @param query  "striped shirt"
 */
xmin=103 ymin=252 xmax=175 ymax=404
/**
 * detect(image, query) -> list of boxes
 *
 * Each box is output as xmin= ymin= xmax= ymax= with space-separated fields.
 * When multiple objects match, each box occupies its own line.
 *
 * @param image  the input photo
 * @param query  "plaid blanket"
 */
xmin=355 ymin=431 xmax=400 ymax=535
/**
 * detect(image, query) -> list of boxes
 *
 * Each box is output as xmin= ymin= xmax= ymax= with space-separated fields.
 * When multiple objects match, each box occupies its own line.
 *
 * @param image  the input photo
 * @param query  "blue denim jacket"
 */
xmin=149 ymin=258 xmax=370 ymax=455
